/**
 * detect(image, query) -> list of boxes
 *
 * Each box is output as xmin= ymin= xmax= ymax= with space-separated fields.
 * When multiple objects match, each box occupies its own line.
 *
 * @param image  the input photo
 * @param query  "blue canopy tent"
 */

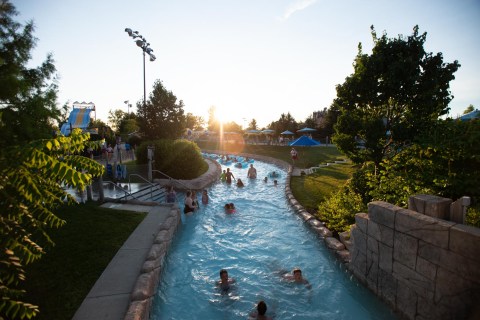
xmin=297 ymin=127 xmax=317 ymax=134
xmin=459 ymin=109 xmax=480 ymax=121
xmin=289 ymin=135 xmax=321 ymax=168
xmin=289 ymin=135 xmax=321 ymax=146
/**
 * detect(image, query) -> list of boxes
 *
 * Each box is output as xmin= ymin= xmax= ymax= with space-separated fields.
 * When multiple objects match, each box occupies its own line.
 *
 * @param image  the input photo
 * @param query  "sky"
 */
xmin=12 ymin=0 xmax=480 ymax=128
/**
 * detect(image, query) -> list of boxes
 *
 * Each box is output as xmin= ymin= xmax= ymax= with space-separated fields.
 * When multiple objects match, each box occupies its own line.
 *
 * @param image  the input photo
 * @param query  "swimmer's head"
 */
xmin=257 ymin=300 xmax=267 ymax=315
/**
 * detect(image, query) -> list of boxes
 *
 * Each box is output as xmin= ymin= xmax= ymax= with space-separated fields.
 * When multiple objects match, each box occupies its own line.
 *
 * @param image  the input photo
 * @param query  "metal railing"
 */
xmin=152 ymin=170 xmax=191 ymax=190
xmin=102 ymin=180 xmax=138 ymax=200
xmin=128 ymin=173 xmax=162 ymax=201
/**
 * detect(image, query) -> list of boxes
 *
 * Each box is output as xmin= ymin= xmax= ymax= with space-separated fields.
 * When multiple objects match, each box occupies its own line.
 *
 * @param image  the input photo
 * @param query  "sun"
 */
xmin=216 ymin=107 xmax=226 ymax=125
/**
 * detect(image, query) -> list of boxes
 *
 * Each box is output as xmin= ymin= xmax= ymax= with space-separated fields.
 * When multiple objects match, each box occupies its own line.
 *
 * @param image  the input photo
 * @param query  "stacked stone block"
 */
xmin=349 ymin=201 xmax=480 ymax=320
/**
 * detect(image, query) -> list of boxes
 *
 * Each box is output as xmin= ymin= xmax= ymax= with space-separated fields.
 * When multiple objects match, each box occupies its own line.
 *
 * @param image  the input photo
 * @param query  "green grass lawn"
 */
xmin=23 ymin=202 xmax=146 ymax=320
xmin=291 ymin=163 xmax=357 ymax=212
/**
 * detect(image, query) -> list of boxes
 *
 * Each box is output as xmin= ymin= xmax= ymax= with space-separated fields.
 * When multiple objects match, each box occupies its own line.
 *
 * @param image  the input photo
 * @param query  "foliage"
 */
xmin=333 ymin=25 xmax=460 ymax=165
xmin=317 ymin=181 xmax=367 ymax=234
xmin=247 ymin=118 xmax=258 ymax=130
xmin=268 ymin=112 xmax=298 ymax=135
xmin=136 ymin=139 xmax=207 ymax=179
xmin=23 ymin=202 xmax=146 ymax=320
xmin=0 ymin=1 xmax=62 ymax=149
xmin=0 ymin=129 xmax=104 ymax=319
xmin=185 ymin=112 xmax=205 ymax=131
xmin=463 ymin=104 xmax=474 ymax=115
xmin=136 ymin=80 xmax=186 ymax=140
xmin=465 ymin=205 xmax=480 ymax=228
xmin=367 ymin=119 xmax=480 ymax=207
xmin=107 ymin=109 xmax=127 ymax=133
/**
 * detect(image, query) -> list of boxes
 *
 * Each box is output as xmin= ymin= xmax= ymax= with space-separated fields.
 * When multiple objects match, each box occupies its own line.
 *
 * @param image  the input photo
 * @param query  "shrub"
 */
xmin=135 ymin=139 xmax=207 ymax=179
xmin=465 ymin=204 xmax=480 ymax=228
xmin=317 ymin=181 xmax=367 ymax=234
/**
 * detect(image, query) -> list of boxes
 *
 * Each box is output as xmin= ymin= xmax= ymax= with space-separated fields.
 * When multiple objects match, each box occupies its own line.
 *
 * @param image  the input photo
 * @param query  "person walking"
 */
xmin=290 ymin=147 xmax=298 ymax=167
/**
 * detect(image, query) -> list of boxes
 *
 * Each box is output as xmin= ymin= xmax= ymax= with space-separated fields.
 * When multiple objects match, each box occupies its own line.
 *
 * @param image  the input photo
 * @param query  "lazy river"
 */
xmin=150 ymin=158 xmax=397 ymax=319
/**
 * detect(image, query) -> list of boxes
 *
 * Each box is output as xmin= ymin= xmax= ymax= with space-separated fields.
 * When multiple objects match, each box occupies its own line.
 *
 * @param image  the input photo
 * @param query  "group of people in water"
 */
xmin=217 ymin=267 xmax=311 ymax=319
xmin=220 ymin=164 xmax=277 ymax=187
xmin=176 ymin=162 xmax=279 ymax=215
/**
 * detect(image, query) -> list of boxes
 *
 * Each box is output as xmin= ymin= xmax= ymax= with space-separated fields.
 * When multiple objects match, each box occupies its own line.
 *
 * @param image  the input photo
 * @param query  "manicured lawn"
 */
xmin=291 ymin=163 xmax=357 ymax=212
xmin=23 ymin=202 xmax=146 ymax=320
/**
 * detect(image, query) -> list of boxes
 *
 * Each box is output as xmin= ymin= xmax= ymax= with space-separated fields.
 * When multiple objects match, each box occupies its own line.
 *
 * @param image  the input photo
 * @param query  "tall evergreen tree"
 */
xmin=136 ymin=80 xmax=186 ymax=139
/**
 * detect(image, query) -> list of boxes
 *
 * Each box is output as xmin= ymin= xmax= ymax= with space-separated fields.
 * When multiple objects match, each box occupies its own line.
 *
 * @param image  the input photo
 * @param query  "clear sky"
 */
xmin=12 ymin=0 xmax=480 ymax=128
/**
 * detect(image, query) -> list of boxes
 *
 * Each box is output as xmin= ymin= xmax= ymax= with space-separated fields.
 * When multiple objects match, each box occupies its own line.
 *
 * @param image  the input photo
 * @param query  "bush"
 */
xmin=317 ymin=181 xmax=367 ymax=234
xmin=465 ymin=204 xmax=480 ymax=228
xmin=135 ymin=139 xmax=207 ymax=179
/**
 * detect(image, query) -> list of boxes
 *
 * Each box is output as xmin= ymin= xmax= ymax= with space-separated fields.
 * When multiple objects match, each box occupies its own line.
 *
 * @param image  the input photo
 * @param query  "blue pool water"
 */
xmin=151 ymin=159 xmax=397 ymax=319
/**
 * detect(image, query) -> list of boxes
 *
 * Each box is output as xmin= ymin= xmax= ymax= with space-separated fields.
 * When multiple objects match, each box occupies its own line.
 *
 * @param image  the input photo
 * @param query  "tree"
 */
xmin=185 ymin=112 xmax=205 ymax=131
xmin=247 ymin=119 xmax=258 ymax=131
xmin=321 ymin=104 xmax=341 ymax=140
xmin=223 ymin=121 xmax=242 ymax=132
xmin=333 ymin=25 xmax=460 ymax=165
xmin=463 ymin=104 xmax=474 ymax=114
xmin=268 ymin=112 xmax=297 ymax=134
xmin=302 ymin=115 xmax=316 ymax=129
xmin=0 ymin=129 xmax=104 ymax=319
xmin=107 ymin=109 xmax=126 ymax=133
xmin=136 ymin=80 xmax=186 ymax=140
xmin=0 ymin=1 xmax=61 ymax=148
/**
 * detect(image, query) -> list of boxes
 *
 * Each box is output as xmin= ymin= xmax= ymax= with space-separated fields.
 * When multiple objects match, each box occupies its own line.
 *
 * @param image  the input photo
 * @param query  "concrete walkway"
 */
xmin=72 ymin=204 xmax=173 ymax=320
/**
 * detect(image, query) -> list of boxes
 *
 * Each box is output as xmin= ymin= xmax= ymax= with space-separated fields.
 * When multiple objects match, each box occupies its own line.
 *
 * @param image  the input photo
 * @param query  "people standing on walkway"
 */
xmin=247 ymin=164 xmax=257 ymax=179
xmin=225 ymin=168 xmax=235 ymax=184
xmin=290 ymin=147 xmax=298 ymax=167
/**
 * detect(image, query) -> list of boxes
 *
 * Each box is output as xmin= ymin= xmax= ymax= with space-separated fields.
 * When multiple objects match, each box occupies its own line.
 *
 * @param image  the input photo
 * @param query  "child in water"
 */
xmin=202 ymin=189 xmax=209 ymax=204
xmin=224 ymin=203 xmax=236 ymax=214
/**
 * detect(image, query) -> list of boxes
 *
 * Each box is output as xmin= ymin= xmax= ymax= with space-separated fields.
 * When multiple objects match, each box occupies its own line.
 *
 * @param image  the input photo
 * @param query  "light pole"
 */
xmin=124 ymin=100 xmax=132 ymax=116
xmin=124 ymin=28 xmax=156 ymax=108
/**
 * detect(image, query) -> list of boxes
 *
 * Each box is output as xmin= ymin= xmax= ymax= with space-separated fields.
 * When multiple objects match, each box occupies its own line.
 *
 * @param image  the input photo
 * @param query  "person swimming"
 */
xmin=225 ymin=168 xmax=235 ymax=184
xmin=249 ymin=300 xmax=273 ymax=320
xmin=247 ymin=164 xmax=257 ymax=179
xmin=281 ymin=267 xmax=311 ymax=289
xmin=202 ymin=189 xmax=209 ymax=204
xmin=217 ymin=269 xmax=236 ymax=291
xmin=236 ymin=178 xmax=244 ymax=187
xmin=224 ymin=203 xmax=236 ymax=213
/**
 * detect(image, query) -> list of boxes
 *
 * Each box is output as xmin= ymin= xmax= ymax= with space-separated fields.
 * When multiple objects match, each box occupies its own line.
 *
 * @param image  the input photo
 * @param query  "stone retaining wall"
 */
xmin=349 ymin=201 xmax=480 ymax=320
xmin=124 ymin=205 xmax=181 ymax=320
